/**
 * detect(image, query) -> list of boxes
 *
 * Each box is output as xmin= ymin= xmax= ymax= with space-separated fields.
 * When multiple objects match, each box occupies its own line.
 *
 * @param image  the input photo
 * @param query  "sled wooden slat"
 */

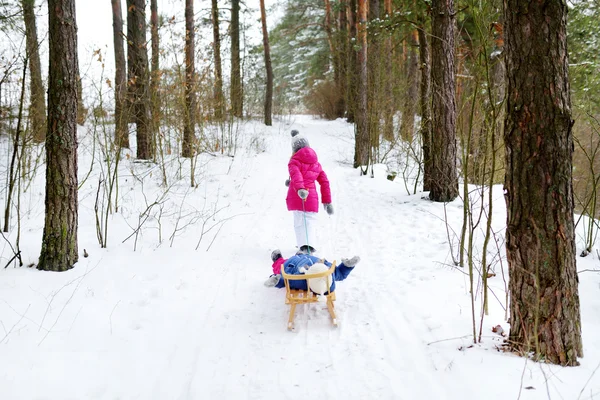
xmin=281 ymin=261 xmax=337 ymax=330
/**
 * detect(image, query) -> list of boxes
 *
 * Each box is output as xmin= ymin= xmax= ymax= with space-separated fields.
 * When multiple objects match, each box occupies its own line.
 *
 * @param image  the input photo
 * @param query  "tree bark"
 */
xmin=230 ymin=0 xmax=243 ymax=118
xmin=504 ymin=0 xmax=582 ymax=366
xmin=126 ymin=0 xmax=151 ymax=159
xmin=336 ymin=1 xmax=348 ymax=119
xmin=259 ymin=0 xmax=273 ymax=126
xmin=183 ymin=0 xmax=196 ymax=158
xmin=382 ymin=0 xmax=394 ymax=141
xmin=367 ymin=0 xmax=380 ymax=154
xmin=211 ymin=0 xmax=224 ymax=121
xmin=354 ymin=0 xmax=369 ymax=170
xmin=429 ymin=0 xmax=458 ymax=202
xmin=21 ymin=0 xmax=46 ymax=143
xmin=400 ymin=29 xmax=419 ymax=142
xmin=38 ymin=0 xmax=79 ymax=272
xmin=111 ymin=0 xmax=128 ymax=148
xmin=417 ymin=13 xmax=432 ymax=192
xmin=150 ymin=0 xmax=159 ymax=153
xmin=346 ymin=0 xmax=358 ymax=124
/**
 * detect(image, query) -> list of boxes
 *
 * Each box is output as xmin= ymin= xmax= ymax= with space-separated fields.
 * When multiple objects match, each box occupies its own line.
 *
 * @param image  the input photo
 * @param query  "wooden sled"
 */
xmin=281 ymin=261 xmax=337 ymax=330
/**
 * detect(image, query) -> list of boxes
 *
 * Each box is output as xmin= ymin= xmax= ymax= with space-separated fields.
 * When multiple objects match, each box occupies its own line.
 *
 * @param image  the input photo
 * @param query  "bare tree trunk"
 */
xmin=324 ymin=0 xmax=334 ymax=55
xmin=504 ymin=0 xmax=582 ymax=366
xmin=324 ymin=0 xmax=343 ymax=119
xmin=346 ymin=0 xmax=358 ymax=124
xmin=38 ymin=0 xmax=79 ymax=272
xmin=111 ymin=0 xmax=128 ymax=148
xmin=5 ymin=58 xmax=28 ymax=234
xmin=336 ymin=0 xmax=348 ymax=119
xmin=400 ymin=29 xmax=419 ymax=142
xmin=354 ymin=0 xmax=369 ymax=170
xmin=429 ymin=0 xmax=458 ymax=202
xmin=182 ymin=0 xmax=196 ymax=158
xmin=126 ymin=0 xmax=151 ymax=159
xmin=230 ymin=0 xmax=243 ymax=118
xmin=417 ymin=13 xmax=432 ymax=192
xmin=21 ymin=0 xmax=46 ymax=143
xmin=259 ymin=0 xmax=273 ymax=126
xmin=368 ymin=0 xmax=381 ymax=156
xmin=382 ymin=0 xmax=394 ymax=141
xmin=211 ymin=0 xmax=224 ymax=120
xmin=150 ymin=0 xmax=159 ymax=154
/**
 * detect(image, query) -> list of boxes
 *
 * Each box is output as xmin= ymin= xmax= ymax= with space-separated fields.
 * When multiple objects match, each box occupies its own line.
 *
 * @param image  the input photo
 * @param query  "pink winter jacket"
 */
xmin=286 ymin=147 xmax=332 ymax=212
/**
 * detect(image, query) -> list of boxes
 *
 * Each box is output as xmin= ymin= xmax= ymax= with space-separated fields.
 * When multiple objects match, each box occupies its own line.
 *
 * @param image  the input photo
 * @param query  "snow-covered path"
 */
xmin=2 ymin=116 xmax=600 ymax=399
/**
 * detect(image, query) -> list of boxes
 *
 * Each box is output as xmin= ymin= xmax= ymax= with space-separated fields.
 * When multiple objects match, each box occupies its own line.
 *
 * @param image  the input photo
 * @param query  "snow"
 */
xmin=1 ymin=115 xmax=600 ymax=399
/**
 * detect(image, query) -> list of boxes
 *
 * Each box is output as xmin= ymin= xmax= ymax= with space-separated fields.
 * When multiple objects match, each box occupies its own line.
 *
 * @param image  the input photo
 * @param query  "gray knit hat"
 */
xmin=291 ymin=129 xmax=309 ymax=153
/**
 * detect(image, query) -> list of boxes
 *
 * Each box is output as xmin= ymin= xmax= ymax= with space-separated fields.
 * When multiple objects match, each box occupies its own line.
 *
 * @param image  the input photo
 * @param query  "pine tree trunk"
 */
xmin=182 ymin=0 xmax=196 ymax=158
xmin=111 ymin=0 xmax=128 ymax=148
xmin=346 ymin=0 xmax=357 ymax=124
xmin=211 ymin=0 xmax=224 ymax=121
xmin=367 ymin=0 xmax=380 ymax=154
xmin=400 ymin=30 xmax=419 ymax=142
xmin=429 ymin=0 xmax=458 ymax=202
xmin=21 ymin=0 xmax=46 ymax=143
xmin=336 ymin=1 xmax=348 ymax=119
xmin=382 ymin=0 xmax=394 ymax=142
xmin=150 ymin=0 xmax=159 ymax=153
xmin=354 ymin=0 xmax=369 ymax=170
xmin=324 ymin=0 xmax=343 ymax=119
xmin=230 ymin=0 xmax=243 ymax=118
xmin=126 ymin=0 xmax=151 ymax=159
xmin=259 ymin=0 xmax=273 ymax=126
xmin=38 ymin=0 xmax=79 ymax=272
xmin=417 ymin=13 xmax=432 ymax=192
xmin=504 ymin=0 xmax=582 ymax=366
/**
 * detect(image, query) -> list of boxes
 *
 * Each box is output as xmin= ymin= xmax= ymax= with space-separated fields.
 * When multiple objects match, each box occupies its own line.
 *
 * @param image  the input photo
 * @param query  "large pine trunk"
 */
xmin=126 ymin=0 xmax=151 ymax=159
xmin=367 ymin=0 xmax=380 ymax=155
xmin=150 ymin=0 xmax=159 ymax=152
xmin=382 ymin=0 xmax=394 ymax=142
xmin=230 ymin=0 xmax=243 ymax=118
xmin=111 ymin=0 xmax=128 ymax=148
xmin=429 ymin=0 xmax=458 ymax=202
xmin=38 ymin=0 xmax=79 ymax=272
xmin=259 ymin=0 xmax=273 ymax=126
xmin=354 ymin=0 xmax=369 ymax=170
xmin=345 ymin=0 xmax=358 ymax=124
xmin=400 ymin=30 xmax=419 ymax=142
xmin=417 ymin=13 xmax=432 ymax=192
xmin=324 ymin=0 xmax=341 ymax=119
xmin=336 ymin=1 xmax=348 ymax=119
xmin=504 ymin=0 xmax=583 ymax=366
xmin=211 ymin=0 xmax=224 ymax=121
xmin=182 ymin=0 xmax=196 ymax=158
xmin=21 ymin=0 xmax=46 ymax=143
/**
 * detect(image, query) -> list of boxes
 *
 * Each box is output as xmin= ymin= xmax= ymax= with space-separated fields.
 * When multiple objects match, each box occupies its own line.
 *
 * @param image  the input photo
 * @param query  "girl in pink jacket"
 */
xmin=285 ymin=130 xmax=333 ymax=253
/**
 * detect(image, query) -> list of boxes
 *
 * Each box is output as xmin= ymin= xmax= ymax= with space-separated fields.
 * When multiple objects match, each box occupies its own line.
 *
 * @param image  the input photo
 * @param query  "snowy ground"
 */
xmin=1 ymin=115 xmax=600 ymax=399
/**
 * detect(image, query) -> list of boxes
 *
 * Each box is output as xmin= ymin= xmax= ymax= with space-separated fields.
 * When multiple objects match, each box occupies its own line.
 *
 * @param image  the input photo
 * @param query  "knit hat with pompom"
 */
xmin=291 ymin=129 xmax=310 ymax=153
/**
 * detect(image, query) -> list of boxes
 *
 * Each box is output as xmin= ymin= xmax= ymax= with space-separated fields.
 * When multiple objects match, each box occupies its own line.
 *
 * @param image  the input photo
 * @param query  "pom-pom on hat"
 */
xmin=291 ymin=129 xmax=310 ymax=153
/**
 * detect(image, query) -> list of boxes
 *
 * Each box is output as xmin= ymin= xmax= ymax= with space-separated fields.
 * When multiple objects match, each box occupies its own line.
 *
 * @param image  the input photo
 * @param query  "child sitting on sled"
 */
xmin=264 ymin=249 xmax=359 ymax=292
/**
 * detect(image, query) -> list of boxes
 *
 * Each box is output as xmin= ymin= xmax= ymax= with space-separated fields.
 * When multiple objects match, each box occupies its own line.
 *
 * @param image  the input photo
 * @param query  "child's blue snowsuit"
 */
xmin=274 ymin=253 xmax=354 ymax=292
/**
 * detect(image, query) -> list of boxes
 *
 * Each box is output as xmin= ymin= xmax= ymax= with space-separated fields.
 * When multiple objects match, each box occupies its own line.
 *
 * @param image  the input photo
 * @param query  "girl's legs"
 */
xmin=293 ymin=210 xmax=318 ymax=249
